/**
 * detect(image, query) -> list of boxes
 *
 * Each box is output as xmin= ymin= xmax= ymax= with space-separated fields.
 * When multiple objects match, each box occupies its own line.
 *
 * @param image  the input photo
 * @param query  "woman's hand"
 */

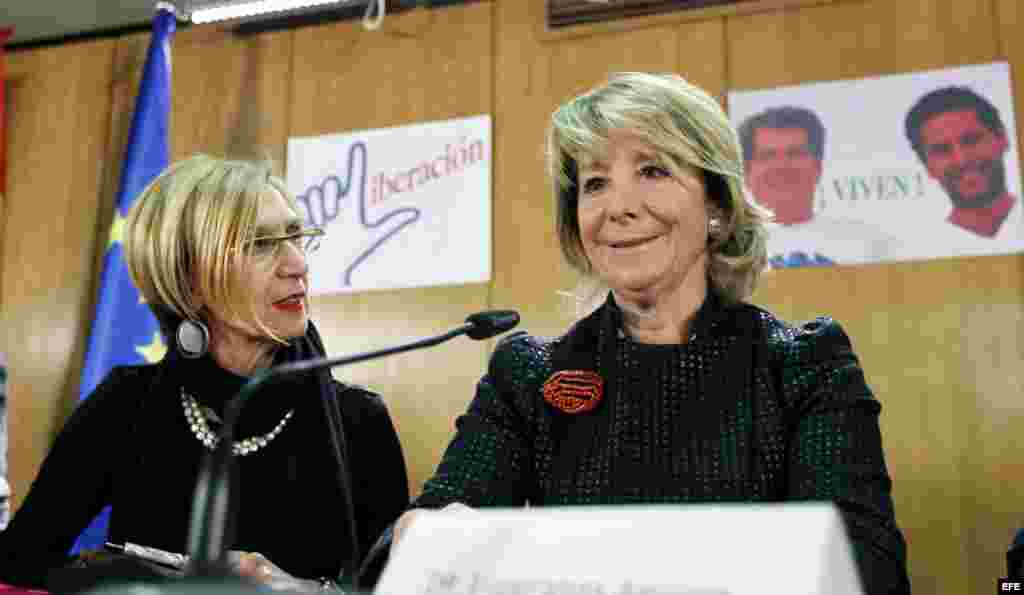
xmin=392 ymin=502 xmax=474 ymax=550
xmin=227 ymin=550 xmax=322 ymax=592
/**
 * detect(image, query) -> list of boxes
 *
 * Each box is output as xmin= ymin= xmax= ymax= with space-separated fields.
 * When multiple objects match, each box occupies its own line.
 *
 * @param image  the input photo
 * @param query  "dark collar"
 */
xmin=604 ymin=290 xmax=730 ymax=343
xmin=551 ymin=289 xmax=736 ymax=374
xmin=160 ymin=321 xmax=331 ymax=421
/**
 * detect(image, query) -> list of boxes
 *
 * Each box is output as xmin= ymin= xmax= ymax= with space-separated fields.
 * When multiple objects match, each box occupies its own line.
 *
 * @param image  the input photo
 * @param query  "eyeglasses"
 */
xmin=247 ymin=226 xmax=325 ymax=261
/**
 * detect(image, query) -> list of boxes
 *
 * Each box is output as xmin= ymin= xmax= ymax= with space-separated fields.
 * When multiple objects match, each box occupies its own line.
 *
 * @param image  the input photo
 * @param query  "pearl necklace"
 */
xmin=181 ymin=389 xmax=294 ymax=457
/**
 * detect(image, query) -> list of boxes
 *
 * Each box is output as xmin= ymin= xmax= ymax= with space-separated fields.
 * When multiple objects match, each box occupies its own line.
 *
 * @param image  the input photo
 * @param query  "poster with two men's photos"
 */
xmin=728 ymin=61 xmax=1022 ymax=268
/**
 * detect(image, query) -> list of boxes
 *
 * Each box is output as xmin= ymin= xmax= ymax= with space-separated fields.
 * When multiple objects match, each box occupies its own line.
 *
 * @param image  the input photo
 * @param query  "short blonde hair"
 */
xmin=124 ymin=154 xmax=298 ymax=344
xmin=547 ymin=72 xmax=771 ymax=304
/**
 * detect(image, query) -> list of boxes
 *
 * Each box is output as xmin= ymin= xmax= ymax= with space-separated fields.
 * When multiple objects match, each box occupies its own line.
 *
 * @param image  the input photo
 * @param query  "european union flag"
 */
xmin=71 ymin=4 xmax=177 ymax=554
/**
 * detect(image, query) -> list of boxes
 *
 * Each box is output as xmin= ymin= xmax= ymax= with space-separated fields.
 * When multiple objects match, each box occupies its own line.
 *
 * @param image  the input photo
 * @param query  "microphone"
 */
xmin=185 ymin=310 xmax=520 ymax=585
xmin=465 ymin=310 xmax=520 ymax=340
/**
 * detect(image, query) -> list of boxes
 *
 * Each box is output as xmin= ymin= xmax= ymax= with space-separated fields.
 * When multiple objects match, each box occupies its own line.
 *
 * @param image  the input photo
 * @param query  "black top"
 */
xmin=375 ymin=293 xmax=909 ymax=595
xmin=0 ymin=326 xmax=408 ymax=589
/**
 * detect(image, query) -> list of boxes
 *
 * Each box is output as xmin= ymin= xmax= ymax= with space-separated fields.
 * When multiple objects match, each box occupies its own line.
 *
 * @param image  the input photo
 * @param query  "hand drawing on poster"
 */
xmin=295 ymin=141 xmax=422 ymax=288
xmin=287 ymin=115 xmax=492 ymax=295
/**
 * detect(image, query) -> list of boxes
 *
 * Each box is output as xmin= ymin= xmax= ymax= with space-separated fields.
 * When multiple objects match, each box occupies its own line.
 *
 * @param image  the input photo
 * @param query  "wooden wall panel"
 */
xmin=288 ymin=3 xmax=494 ymax=497
xmin=728 ymin=0 xmax=996 ymax=88
xmin=491 ymin=0 xmax=576 ymax=338
xmin=2 ymin=40 xmax=116 ymax=511
xmin=170 ymin=27 xmax=293 ymax=162
xmin=678 ymin=20 xmax=727 ymax=102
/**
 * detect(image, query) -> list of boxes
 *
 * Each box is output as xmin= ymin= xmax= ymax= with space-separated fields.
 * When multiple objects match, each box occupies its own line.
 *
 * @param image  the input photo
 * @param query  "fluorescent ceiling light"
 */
xmin=190 ymin=0 xmax=350 ymax=24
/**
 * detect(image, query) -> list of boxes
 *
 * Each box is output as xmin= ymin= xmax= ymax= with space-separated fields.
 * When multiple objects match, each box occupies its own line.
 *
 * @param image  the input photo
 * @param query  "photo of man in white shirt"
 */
xmin=739 ymin=106 xmax=901 ymax=268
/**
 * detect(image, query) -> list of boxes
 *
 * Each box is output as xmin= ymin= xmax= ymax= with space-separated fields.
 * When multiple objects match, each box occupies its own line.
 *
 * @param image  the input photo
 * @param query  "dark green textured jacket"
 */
xmin=386 ymin=292 xmax=909 ymax=594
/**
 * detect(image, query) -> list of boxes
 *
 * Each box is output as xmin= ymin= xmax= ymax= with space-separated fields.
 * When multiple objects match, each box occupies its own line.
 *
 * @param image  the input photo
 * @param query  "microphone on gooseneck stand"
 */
xmin=185 ymin=310 xmax=521 ymax=587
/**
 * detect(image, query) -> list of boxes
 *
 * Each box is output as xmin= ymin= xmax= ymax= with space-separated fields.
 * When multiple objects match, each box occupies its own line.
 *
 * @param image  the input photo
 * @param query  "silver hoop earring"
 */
xmin=176 ymin=319 xmax=210 ymax=359
xmin=708 ymin=218 xmax=722 ymax=238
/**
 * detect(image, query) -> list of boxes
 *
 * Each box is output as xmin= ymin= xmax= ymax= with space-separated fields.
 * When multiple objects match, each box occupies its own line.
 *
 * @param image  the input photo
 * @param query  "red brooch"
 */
xmin=542 ymin=370 xmax=604 ymax=414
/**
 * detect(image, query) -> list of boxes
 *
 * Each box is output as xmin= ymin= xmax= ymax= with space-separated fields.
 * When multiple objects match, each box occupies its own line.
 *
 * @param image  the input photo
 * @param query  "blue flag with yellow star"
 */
xmin=71 ymin=4 xmax=176 ymax=554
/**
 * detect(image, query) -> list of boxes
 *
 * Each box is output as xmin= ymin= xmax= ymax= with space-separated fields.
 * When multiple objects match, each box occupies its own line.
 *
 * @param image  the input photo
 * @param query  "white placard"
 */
xmin=376 ymin=504 xmax=863 ymax=595
xmin=729 ymin=62 xmax=1023 ymax=267
xmin=287 ymin=115 xmax=492 ymax=294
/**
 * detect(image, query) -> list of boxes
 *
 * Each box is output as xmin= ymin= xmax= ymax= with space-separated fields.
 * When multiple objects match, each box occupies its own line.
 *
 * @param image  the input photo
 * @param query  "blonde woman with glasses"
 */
xmin=0 ymin=155 xmax=408 ymax=592
xmin=376 ymin=74 xmax=909 ymax=594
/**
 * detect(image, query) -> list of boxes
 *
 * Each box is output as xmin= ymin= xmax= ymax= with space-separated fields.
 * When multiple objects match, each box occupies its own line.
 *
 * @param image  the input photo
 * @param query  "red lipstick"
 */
xmin=273 ymin=300 xmax=304 ymax=313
